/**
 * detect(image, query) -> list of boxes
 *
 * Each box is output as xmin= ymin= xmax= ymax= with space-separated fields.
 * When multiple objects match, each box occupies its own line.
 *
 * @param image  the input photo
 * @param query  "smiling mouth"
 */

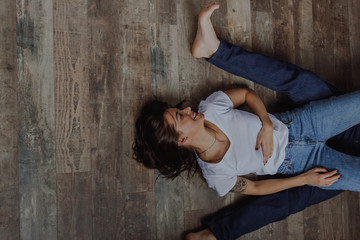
xmin=193 ymin=112 xmax=198 ymax=120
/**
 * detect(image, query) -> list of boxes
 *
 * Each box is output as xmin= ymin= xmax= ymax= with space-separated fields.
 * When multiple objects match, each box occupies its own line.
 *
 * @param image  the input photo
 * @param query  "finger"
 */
xmin=262 ymin=148 xmax=271 ymax=161
xmin=327 ymin=175 xmax=341 ymax=185
xmin=324 ymin=169 xmax=338 ymax=177
xmin=313 ymin=168 xmax=328 ymax=173
xmin=255 ymin=138 xmax=261 ymax=150
xmin=327 ymin=173 xmax=341 ymax=181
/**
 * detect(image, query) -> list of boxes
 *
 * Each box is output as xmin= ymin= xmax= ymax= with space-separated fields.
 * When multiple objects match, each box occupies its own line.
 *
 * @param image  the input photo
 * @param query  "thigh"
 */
xmin=292 ymin=91 xmax=360 ymax=141
xmin=316 ymin=145 xmax=360 ymax=191
xmin=278 ymin=143 xmax=360 ymax=191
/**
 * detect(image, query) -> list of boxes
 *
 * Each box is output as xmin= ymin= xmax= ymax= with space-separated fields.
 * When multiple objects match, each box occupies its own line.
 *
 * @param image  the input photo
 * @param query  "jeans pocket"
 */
xmin=277 ymin=159 xmax=294 ymax=175
xmin=277 ymin=146 xmax=294 ymax=174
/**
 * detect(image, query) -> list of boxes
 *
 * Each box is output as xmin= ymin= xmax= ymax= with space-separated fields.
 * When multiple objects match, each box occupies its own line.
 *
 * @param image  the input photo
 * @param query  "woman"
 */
xmin=133 ymin=3 xmax=360 ymax=197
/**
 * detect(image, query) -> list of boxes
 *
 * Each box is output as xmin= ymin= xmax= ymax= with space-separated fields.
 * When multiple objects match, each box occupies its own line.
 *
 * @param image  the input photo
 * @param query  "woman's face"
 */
xmin=163 ymin=106 xmax=204 ymax=145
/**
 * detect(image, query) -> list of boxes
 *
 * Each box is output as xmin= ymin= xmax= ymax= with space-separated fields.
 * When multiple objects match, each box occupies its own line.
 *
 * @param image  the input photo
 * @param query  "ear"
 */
xmin=177 ymin=137 xmax=188 ymax=146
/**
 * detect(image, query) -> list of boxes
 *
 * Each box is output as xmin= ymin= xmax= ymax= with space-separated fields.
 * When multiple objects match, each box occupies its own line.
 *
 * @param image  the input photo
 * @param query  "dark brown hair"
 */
xmin=133 ymin=100 xmax=198 ymax=179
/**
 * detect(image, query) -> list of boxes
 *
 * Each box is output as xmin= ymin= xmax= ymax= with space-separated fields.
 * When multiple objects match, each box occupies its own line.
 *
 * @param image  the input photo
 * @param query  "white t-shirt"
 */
xmin=196 ymin=91 xmax=289 ymax=196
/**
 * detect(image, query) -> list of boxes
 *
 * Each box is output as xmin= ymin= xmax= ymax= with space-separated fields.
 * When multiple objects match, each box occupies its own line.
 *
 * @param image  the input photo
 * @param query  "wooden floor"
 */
xmin=1 ymin=0 xmax=360 ymax=239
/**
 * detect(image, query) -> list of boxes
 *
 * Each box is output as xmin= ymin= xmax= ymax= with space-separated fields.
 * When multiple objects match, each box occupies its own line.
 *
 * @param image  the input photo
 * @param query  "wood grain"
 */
xmin=16 ymin=0 xmax=57 ymax=239
xmin=54 ymin=0 xmax=90 ymax=173
xmin=0 ymin=0 xmax=19 ymax=239
xmin=87 ymin=0 xmax=121 ymax=238
xmin=313 ymin=0 xmax=336 ymax=86
xmin=348 ymin=0 xmax=360 ymax=90
xmin=2 ymin=1 xmax=360 ymax=239
xmin=57 ymin=172 xmax=92 ymax=240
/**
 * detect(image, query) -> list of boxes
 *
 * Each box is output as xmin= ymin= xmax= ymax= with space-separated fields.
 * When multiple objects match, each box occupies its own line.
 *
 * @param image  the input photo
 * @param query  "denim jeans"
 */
xmin=275 ymin=91 xmax=360 ymax=190
xmin=205 ymin=186 xmax=341 ymax=240
xmin=208 ymin=40 xmax=360 ymax=156
xmin=203 ymin=39 xmax=347 ymax=239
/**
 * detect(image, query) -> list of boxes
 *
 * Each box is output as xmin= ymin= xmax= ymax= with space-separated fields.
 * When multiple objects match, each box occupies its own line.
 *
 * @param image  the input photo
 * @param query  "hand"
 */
xmin=256 ymin=123 xmax=273 ymax=165
xmin=302 ymin=168 xmax=341 ymax=187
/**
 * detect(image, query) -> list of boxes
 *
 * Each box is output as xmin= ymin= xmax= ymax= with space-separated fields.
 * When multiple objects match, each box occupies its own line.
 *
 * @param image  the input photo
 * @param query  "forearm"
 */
xmin=231 ymin=175 xmax=307 ymax=195
xmin=231 ymin=168 xmax=340 ymax=195
xmin=245 ymin=89 xmax=273 ymax=127
xmin=250 ymin=176 xmax=306 ymax=195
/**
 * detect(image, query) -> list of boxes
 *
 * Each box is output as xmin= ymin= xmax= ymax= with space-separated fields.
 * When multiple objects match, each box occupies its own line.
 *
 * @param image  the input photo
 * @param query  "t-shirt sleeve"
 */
xmin=198 ymin=91 xmax=234 ymax=114
xmin=206 ymin=175 xmax=238 ymax=197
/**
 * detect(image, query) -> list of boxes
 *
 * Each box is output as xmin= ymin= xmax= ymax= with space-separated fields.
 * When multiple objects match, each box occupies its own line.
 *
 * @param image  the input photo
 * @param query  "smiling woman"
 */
xmin=132 ymin=2 xmax=360 ymax=199
xmin=133 ymin=100 xmax=198 ymax=179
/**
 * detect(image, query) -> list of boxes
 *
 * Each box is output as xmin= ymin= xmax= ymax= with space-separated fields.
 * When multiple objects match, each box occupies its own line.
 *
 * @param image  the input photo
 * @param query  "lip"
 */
xmin=193 ymin=111 xmax=198 ymax=120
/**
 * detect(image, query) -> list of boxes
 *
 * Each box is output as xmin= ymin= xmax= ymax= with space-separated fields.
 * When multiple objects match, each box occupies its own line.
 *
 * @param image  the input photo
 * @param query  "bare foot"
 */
xmin=192 ymin=2 xmax=221 ymax=58
xmin=185 ymin=229 xmax=216 ymax=240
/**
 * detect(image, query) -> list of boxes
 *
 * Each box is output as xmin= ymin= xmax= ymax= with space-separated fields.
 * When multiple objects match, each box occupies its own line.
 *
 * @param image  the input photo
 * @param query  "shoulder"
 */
xmin=197 ymin=157 xmax=237 ymax=196
xmin=199 ymin=91 xmax=233 ymax=114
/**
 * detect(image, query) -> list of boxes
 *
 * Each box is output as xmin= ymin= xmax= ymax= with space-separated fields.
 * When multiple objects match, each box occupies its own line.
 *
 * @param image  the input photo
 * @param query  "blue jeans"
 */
xmin=205 ymin=186 xmax=341 ymax=240
xmin=203 ymin=40 xmax=348 ymax=239
xmin=276 ymin=91 xmax=360 ymax=190
xmin=208 ymin=40 xmax=360 ymax=156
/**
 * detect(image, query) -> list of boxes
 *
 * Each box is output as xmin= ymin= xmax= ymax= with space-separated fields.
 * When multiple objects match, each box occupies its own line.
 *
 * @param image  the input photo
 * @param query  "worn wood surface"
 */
xmin=1 ymin=0 xmax=360 ymax=239
xmin=16 ymin=0 xmax=57 ymax=239
xmin=0 ymin=0 xmax=19 ymax=239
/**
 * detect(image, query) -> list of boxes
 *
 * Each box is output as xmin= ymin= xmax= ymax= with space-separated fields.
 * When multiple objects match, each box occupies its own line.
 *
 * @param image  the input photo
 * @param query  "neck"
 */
xmin=190 ymin=126 xmax=217 ymax=154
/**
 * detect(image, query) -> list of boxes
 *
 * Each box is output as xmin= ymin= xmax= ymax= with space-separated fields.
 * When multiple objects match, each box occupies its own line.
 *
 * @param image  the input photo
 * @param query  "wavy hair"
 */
xmin=133 ymin=100 xmax=198 ymax=179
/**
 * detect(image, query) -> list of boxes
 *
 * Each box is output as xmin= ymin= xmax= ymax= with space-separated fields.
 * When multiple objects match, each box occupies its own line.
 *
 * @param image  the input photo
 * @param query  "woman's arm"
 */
xmin=225 ymin=88 xmax=274 ymax=163
xmin=231 ymin=168 xmax=340 ymax=195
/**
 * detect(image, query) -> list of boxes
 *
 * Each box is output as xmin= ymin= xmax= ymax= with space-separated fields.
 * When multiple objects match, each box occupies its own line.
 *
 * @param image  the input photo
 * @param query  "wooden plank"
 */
xmin=119 ymin=28 xmax=154 ymax=194
xmin=118 ymin=0 xmax=155 ymax=235
xmin=322 ymin=194 xmax=345 ymax=239
xmin=54 ymin=0 xmax=91 ymax=173
xmin=155 ymin=173 xmax=185 ymax=240
xmin=87 ymin=0 xmax=123 ymax=238
xmin=293 ymin=0 xmax=315 ymax=71
xmin=226 ymin=0 xmax=252 ymax=49
xmin=184 ymin=209 xmax=208 ymax=233
xmin=343 ymin=192 xmax=360 ymax=239
xmin=225 ymin=0 xmax=255 ymax=102
xmin=0 ymin=0 xmax=19 ymax=239
xmin=272 ymin=0 xmax=295 ymax=63
xmin=183 ymin=172 xmax=221 ymax=211
xmin=87 ymin=0 xmax=154 ymax=238
xmin=177 ymin=0 xmax=207 ymax=104
xmin=16 ymin=0 xmax=57 ymax=239
xmin=148 ymin=3 xmax=185 ymax=238
xmin=271 ymin=0 xmax=296 ymax=110
xmin=251 ymin=10 xmax=278 ymax=111
xmin=333 ymin=0 xmax=352 ymax=91
xmin=149 ymin=0 xmax=177 ymax=25
xmin=125 ymin=192 xmax=156 ymax=240
xmin=56 ymin=172 xmax=92 ymax=240
xmin=150 ymin=23 xmax=180 ymax=103
xmin=117 ymin=0 xmax=153 ymax=194
xmin=348 ymin=0 xmax=360 ymax=90
xmin=286 ymin=212 xmax=305 ymax=240
xmin=250 ymin=0 xmax=272 ymax=13
xmin=312 ymin=0 xmax=336 ymax=85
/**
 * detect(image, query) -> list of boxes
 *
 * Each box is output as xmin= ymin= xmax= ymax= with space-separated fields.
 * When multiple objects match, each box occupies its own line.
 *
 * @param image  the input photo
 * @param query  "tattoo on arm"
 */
xmin=231 ymin=177 xmax=247 ymax=193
